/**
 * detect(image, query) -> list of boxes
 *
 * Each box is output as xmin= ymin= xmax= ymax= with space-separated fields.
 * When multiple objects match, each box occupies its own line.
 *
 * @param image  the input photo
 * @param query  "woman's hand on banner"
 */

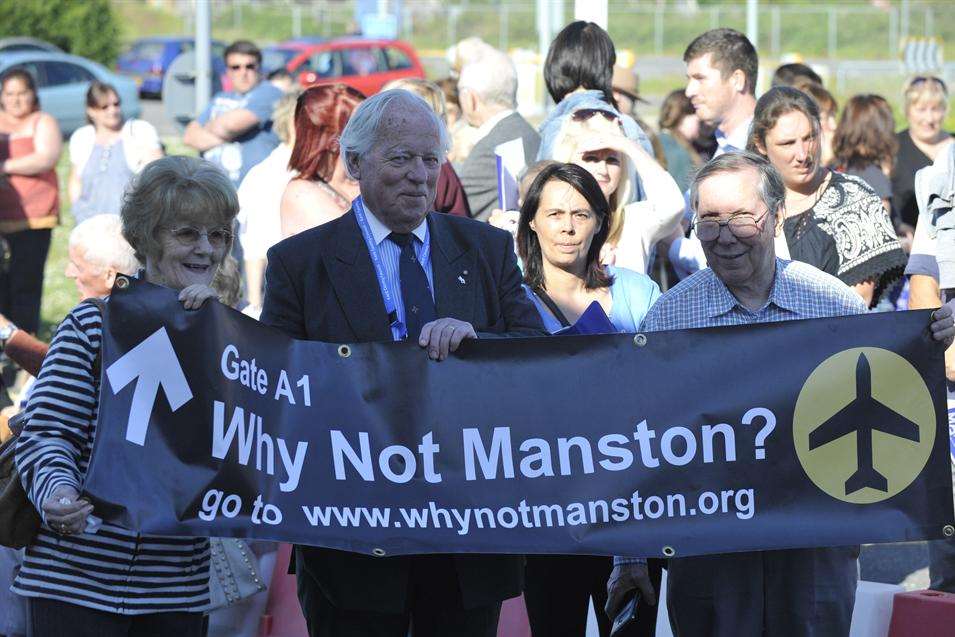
xmin=43 ymin=484 xmax=93 ymax=535
xmin=178 ymin=284 xmax=219 ymax=310
xmin=419 ymin=318 xmax=477 ymax=361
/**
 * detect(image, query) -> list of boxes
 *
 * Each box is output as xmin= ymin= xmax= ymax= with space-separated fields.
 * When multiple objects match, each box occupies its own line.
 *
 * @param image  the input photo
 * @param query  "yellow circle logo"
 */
xmin=793 ymin=347 xmax=936 ymax=504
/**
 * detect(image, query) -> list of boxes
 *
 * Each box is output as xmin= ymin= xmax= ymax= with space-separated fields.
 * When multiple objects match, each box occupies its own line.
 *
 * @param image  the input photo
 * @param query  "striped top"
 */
xmin=14 ymin=300 xmax=210 ymax=615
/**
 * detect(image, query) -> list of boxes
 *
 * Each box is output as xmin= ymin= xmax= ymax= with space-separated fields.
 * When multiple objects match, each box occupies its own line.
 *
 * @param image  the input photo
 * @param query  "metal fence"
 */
xmin=181 ymin=1 xmax=952 ymax=63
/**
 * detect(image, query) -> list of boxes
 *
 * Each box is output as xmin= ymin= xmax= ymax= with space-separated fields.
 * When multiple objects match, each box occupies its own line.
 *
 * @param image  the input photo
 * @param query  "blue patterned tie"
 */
xmin=389 ymin=233 xmax=436 ymax=340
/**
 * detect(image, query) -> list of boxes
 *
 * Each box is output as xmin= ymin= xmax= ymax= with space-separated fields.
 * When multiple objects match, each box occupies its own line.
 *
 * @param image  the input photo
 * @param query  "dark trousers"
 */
xmin=666 ymin=548 xmax=857 ymax=637
xmin=26 ymin=596 xmax=204 ymax=637
xmin=296 ymin=554 xmax=501 ymax=637
xmin=524 ymin=555 xmax=662 ymax=637
xmin=0 ymin=229 xmax=51 ymax=335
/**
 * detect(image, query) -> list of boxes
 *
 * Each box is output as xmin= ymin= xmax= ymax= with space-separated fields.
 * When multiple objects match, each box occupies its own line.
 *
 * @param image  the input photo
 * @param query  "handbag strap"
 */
xmin=533 ymin=288 xmax=572 ymax=328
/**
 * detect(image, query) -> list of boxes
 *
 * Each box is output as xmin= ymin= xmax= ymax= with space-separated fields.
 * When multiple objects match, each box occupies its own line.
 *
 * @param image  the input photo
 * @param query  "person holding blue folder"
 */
xmin=515 ymin=162 xmax=660 ymax=635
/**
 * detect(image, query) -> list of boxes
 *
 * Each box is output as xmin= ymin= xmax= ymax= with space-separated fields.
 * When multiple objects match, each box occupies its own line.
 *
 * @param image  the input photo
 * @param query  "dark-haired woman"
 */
xmin=69 ymin=81 xmax=163 ymax=225
xmin=517 ymin=163 xmax=659 ymax=636
xmin=657 ymin=89 xmax=703 ymax=192
xmin=280 ymin=83 xmax=365 ymax=238
xmin=748 ymin=86 xmax=906 ymax=307
xmin=0 ymin=68 xmax=61 ymax=338
xmin=832 ymin=94 xmax=898 ymax=216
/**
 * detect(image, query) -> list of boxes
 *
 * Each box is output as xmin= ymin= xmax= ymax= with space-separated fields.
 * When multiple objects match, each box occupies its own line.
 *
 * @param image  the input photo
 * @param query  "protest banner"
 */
xmin=83 ymin=276 xmax=955 ymax=559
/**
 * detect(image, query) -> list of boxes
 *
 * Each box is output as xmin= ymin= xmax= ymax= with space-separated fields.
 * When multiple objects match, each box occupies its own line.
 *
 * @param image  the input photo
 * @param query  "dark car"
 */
xmin=287 ymin=38 xmax=425 ymax=96
xmin=261 ymin=41 xmax=316 ymax=76
xmin=118 ymin=36 xmax=226 ymax=98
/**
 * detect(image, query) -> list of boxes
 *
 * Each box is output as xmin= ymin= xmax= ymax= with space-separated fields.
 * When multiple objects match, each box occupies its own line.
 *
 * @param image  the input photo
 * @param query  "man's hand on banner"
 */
xmin=42 ymin=484 xmax=93 ymax=536
xmin=930 ymin=302 xmax=955 ymax=348
xmin=418 ymin=318 xmax=477 ymax=361
xmin=606 ymin=563 xmax=656 ymax=620
xmin=178 ymin=284 xmax=219 ymax=310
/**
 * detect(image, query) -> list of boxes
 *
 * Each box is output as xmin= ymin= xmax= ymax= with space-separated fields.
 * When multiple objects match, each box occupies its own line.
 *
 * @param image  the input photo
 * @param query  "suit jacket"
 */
xmin=260 ymin=210 xmax=544 ymax=613
xmin=456 ymin=112 xmax=541 ymax=222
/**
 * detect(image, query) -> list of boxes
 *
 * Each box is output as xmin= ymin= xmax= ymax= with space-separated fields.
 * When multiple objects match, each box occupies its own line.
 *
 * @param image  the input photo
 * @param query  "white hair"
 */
xmin=339 ymin=89 xmax=451 ymax=178
xmin=69 ymin=214 xmax=140 ymax=275
xmin=457 ymin=50 xmax=518 ymax=109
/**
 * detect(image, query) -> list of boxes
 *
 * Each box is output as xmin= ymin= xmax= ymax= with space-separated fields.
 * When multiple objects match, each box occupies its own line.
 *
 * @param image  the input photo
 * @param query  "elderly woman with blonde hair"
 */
xmin=547 ymin=102 xmax=684 ymax=272
xmin=13 ymin=155 xmax=238 ymax=637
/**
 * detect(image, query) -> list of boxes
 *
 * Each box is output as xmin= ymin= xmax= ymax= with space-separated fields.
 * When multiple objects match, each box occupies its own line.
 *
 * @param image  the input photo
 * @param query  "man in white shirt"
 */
xmin=669 ymin=28 xmax=760 ymax=277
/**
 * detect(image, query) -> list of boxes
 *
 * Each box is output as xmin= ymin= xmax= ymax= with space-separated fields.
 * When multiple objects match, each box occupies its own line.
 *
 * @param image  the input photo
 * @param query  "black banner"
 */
xmin=83 ymin=278 xmax=955 ymax=559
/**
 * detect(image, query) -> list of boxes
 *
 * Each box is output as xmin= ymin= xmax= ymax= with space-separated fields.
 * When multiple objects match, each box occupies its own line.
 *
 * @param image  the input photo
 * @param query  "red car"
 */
xmin=287 ymin=38 xmax=425 ymax=96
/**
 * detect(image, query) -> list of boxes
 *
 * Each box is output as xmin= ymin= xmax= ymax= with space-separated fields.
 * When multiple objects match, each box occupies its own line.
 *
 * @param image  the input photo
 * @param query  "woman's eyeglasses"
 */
xmin=692 ymin=210 xmax=770 ymax=242
xmin=571 ymin=108 xmax=619 ymax=122
xmin=168 ymin=226 xmax=234 ymax=248
xmin=908 ymin=76 xmax=948 ymax=95
xmin=228 ymin=63 xmax=258 ymax=72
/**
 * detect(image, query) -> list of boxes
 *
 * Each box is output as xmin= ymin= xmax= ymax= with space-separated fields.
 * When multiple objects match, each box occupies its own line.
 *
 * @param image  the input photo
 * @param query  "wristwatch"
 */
xmin=0 ymin=321 xmax=17 ymax=351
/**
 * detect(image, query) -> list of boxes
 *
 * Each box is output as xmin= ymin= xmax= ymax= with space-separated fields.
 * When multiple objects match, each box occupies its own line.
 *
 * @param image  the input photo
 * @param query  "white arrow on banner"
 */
xmin=106 ymin=327 xmax=193 ymax=446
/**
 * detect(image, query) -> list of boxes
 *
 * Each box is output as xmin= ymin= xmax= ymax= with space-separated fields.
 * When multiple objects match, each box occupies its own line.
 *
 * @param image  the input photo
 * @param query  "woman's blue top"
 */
xmin=523 ymin=265 xmax=661 ymax=334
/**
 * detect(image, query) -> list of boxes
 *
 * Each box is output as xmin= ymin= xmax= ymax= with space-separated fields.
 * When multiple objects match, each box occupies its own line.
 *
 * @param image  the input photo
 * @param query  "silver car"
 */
xmin=0 ymin=51 xmax=141 ymax=137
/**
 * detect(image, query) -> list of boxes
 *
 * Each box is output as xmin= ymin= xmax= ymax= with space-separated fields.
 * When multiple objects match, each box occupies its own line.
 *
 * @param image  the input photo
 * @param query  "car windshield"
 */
xmin=129 ymin=42 xmax=165 ymax=60
xmin=263 ymin=48 xmax=296 ymax=70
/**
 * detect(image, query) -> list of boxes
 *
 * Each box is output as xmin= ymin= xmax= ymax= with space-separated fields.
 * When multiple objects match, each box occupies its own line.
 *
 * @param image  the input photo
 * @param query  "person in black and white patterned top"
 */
xmin=14 ymin=156 xmax=238 ymax=637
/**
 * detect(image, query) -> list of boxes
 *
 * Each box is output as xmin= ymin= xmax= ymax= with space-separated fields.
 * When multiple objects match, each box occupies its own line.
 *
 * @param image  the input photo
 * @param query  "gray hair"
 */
xmin=457 ymin=50 xmax=518 ymax=109
xmin=338 ymin=89 xmax=451 ymax=178
xmin=121 ymin=156 xmax=239 ymax=264
xmin=69 ymin=214 xmax=140 ymax=275
xmin=690 ymin=151 xmax=785 ymax=219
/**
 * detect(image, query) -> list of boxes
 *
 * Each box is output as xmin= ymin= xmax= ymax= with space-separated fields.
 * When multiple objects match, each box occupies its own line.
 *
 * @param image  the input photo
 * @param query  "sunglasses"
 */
xmin=168 ymin=226 xmax=234 ymax=248
xmin=909 ymin=76 xmax=948 ymax=95
xmin=228 ymin=63 xmax=258 ymax=72
xmin=571 ymin=108 xmax=619 ymax=122
xmin=97 ymin=100 xmax=121 ymax=110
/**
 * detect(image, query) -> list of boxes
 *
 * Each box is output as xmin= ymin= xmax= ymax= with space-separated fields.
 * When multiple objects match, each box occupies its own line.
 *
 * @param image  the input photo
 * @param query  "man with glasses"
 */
xmin=184 ymin=40 xmax=283 ymax=187
xmin=606 ymin=151 xmax=955 ymax=636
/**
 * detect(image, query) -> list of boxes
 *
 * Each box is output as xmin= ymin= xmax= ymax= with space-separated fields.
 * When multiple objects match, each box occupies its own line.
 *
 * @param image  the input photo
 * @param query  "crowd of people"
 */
xmin=0 ymin=21 xmax=952 ymax=637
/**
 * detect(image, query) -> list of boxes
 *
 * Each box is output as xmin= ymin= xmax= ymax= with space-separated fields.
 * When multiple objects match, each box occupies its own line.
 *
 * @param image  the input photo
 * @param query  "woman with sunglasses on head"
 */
xmin=748 ymin=86 xmax=906 ymax=306
xmin=546 ymin=100 xmax=684 ymax=274
xmin=13 ymin=156 xmax=237 ymax=637
xmin=69 ymin=81 xmax=164 ymax=225
xmin=891 ymin=76 xmax=953 ymax=232
xmin=517 ymin=162 xmax=660 ymax=637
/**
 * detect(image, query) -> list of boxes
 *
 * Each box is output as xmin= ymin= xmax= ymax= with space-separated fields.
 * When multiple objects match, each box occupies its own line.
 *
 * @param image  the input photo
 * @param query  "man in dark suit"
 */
xmin=260 ymin=89 xmax=544 ymax=636
xmin=455 ymin=49 xmax=541 ymax=222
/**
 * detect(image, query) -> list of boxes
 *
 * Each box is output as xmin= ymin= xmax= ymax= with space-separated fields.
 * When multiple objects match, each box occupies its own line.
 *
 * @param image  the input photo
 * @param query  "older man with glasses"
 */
xmin=606 ymin=151 xmax=955 ymax=637
xmin=184 ymin=40 xmax=284 ymax=187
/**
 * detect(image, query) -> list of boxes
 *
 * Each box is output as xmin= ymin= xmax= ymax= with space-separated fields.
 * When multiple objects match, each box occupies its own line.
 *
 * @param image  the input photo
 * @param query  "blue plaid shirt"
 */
xmin=614 ymin=258 xmax=867 ymax=566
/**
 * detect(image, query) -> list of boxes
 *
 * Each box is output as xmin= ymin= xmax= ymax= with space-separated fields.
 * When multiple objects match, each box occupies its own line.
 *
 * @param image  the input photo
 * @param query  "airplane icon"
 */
xmin=808 ymin=353 xmax=920 ymax=495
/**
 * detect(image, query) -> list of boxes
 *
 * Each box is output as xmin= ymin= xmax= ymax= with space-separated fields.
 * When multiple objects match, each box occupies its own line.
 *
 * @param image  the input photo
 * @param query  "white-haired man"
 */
xmin=455 ymin=49 xmax=540 ymax=221
xmin=606 ymin=151 xmax=955 ymax=636
xmin=261 ymin=89 xmax=544 ymax=636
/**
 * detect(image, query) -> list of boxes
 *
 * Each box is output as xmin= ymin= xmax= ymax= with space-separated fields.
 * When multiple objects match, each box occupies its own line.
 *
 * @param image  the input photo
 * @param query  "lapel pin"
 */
xmin=458 ymin=275 xmax=467 ymax=285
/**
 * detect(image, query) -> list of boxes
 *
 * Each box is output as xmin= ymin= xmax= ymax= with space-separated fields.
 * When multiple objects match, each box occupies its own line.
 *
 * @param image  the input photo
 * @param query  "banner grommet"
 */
xmin=115 ymin=276 xmax=130 ymax=290
xmin=945 ymin=525 xmax=954 ymax=538
xmin=633 ymin=334 xmax=647 ymax=347
xmin=662 ymin=545 xmax=675 ymax=557
xmin=338 ymin=345 xmax=351 ymax=358
xmin=372 ymin=548 xmax=386 ymax=557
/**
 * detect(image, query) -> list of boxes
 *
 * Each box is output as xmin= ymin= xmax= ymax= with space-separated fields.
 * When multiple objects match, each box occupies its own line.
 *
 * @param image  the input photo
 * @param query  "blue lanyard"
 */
xmin=352 ymin=196 xmax=406 ymax=339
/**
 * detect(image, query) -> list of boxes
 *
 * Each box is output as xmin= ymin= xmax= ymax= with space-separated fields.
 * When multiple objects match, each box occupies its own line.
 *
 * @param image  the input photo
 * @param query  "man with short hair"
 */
xmin=184 ymin=40 xmax=283 ymax=186
xmin=455 ymin=49 xmax=540 ymax=221
xmin=607 ymin=151 xmax=955 ymax=636
xmin=261 ymin=89 xmax=544 ymax=636
xmin=669 ymin=28 xmax=760 ymax=277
